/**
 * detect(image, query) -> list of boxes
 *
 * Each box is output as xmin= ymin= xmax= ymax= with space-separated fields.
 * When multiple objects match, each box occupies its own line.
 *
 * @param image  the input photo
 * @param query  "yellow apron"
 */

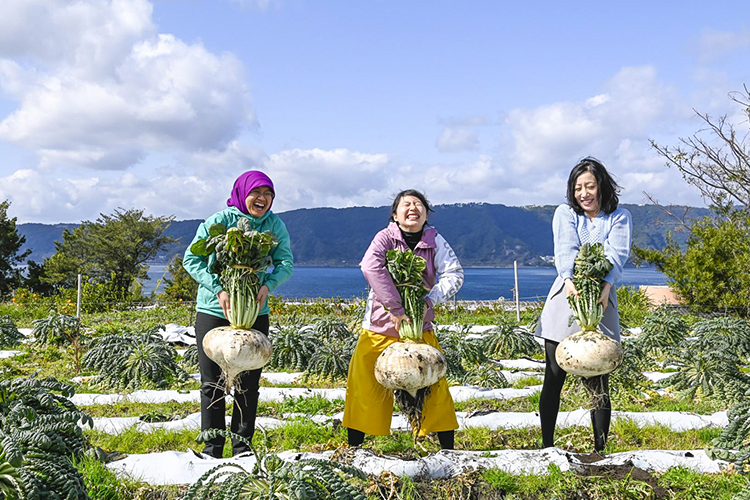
xmin=342 ymin=329 xmax=458 ymax=436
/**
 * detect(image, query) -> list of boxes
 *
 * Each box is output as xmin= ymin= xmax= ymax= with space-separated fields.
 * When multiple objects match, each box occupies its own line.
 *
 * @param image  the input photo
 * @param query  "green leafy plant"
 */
xmin=0 ymin=315 xmax=24 ymax=348
xmin=638 ymin=305 xmax=689 ymax=357
xmin=181 ymin=344 xmax=199 ymax=370
xmin=661 ymin=345 xmax=750 ymax=404
xmin=32 ymin=312 xmax=81 ymax=346
xmin=185 ymin=429 xmax=366 ymax=500
xmin=483 ymin=323 xmax=541 ymax=359
xmin=268 ymin=317 xmax=318 ymax=372
xmin=608 ymin=338 xmax=651 ymax=401
xmin=0 ymin=376 xmax=93 ymax=500
xmin=82 ymin=326 xmax=188 ymax=389
xmin=305 ymin=318 xmax=357 ymax=380
xmin=567 ymin=243 xmax=613 ymax=331
xmin=461 ymin=363 xmax=509 ymax=389
xmin=190 ymin=219 xmax=278 ymax=328
xmin=435 ymin=326 xmax=487 ymax=381
xmin=0 ymin=442 xmax=23 ymax=500
xmin=692 ymin=316 xmax=750 ymax=361
xmin=384 ymin=249 xmax=430 ymax=340
xmin=709 ymin=393 xmax=750 ymax=471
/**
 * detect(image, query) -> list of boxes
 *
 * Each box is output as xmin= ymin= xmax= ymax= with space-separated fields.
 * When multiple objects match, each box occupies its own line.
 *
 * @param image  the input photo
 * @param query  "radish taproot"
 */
xmin=202 ymin=326 xmax=272 ymax=392
xmin=189 ymin=218 xmax=277 ymax=389
xmin=374 ymin=249 xmax=448 ymax=434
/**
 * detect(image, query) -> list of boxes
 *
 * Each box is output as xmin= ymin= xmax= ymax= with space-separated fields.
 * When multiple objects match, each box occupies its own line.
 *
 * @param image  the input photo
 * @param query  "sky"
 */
xmin=0 ymin=0 xmax=749 ymax=224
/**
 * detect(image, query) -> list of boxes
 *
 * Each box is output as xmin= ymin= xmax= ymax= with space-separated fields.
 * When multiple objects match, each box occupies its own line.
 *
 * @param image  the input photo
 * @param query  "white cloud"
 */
xmin=436 ymin=127 xmax=479 ymax=153
xmin=0 ymin=0 xmax=255 ymax=171
xmin=264 ymin=148 xmax=394 ymax=209
xmin=697 ymin=28 xmax=750 ymax=63
xmin=0 ymin=0 xmax=155 ymax=74
xmin=505 ymin=66 xmax=687 ymax=188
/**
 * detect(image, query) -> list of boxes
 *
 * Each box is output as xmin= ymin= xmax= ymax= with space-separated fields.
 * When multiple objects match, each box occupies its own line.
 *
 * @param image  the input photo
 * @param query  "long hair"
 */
xmin=566 ymin=157 xmax=621 ymax=215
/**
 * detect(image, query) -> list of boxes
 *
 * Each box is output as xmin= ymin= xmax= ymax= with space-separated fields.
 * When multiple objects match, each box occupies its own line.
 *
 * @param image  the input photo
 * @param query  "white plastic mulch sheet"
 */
xmin=70 ymin=384 xmax=542 ymax=407
xmin=89 ymin=409 xmax=728 ymax=436
xmin=106 ymin=447 xmax=726 ymax=486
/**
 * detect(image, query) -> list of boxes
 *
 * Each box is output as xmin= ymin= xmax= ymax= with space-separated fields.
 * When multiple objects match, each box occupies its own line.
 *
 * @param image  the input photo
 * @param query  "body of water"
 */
xmin=144 ymin=265 xmax=667 ymax=301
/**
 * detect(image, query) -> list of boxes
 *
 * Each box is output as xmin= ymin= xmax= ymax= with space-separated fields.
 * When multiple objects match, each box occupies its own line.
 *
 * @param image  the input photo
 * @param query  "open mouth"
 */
xmin=253 ymin=201 xmax=266 ymax=211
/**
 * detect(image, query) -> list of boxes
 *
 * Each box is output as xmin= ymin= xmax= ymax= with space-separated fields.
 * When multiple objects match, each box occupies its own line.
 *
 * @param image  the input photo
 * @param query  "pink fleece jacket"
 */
xmin=360 ymin=222 xmax=464 ymax=338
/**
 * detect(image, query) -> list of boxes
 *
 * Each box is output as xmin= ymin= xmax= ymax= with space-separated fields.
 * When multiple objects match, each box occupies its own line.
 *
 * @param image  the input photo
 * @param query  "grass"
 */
xmin=479 ymin=464 xmax=749 ymax=500
xmin=85 ymin=419 xmax=724 ymax=458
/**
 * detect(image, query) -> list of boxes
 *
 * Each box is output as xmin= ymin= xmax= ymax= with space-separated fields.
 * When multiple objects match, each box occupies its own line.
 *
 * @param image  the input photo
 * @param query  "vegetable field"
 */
xmin=0 ymin=294 xmax=749 ymax=499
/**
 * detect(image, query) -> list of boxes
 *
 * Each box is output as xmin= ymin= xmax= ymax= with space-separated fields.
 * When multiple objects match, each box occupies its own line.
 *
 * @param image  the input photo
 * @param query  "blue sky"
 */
xmin=0 ymin=0 xmax=748 ymax=223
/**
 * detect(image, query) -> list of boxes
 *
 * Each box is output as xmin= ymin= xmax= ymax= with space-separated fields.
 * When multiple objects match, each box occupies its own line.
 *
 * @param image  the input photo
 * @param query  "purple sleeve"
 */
xmin=360 ymin=231 xmax=406 ymax=317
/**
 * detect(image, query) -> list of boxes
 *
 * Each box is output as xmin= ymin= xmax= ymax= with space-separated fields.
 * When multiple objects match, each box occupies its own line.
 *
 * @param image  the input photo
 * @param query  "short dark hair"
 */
xmin=389 ymin=189 xmax=434 ymax=224
xmin=566 ymin=157 xmax=621 ymax=215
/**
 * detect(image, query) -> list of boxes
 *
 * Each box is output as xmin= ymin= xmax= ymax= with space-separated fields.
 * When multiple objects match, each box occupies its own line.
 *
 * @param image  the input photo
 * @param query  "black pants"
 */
xmin=195 ymin=312 xmax=269 ymax=458
xmin=539 ymin=340 xmax=611 ymax=452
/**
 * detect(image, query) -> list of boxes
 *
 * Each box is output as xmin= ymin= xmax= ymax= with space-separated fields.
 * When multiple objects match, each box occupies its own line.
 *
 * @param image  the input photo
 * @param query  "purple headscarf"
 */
xmin=226 ymin=170 xmax=275 ymax=214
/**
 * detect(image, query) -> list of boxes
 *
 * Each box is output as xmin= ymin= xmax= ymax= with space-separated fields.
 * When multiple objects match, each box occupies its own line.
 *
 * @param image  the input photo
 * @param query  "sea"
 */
xmin=143 ymin=265 xmax=667 ymax=301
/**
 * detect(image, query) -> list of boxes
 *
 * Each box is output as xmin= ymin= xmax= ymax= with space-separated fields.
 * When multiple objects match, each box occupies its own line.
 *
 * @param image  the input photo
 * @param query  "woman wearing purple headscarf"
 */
xmin=184 ymin=170 xmax=293 ymax=458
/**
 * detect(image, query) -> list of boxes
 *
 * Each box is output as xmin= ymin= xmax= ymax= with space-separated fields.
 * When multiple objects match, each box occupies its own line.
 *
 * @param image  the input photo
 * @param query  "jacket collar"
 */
xmin=386 ymin=221 xmax=437 ymax=249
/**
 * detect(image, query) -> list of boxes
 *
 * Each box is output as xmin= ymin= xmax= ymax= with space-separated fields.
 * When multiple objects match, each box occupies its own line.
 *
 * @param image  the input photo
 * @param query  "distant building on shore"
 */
xmin=640 ymin=285 xmax=680 ymax=306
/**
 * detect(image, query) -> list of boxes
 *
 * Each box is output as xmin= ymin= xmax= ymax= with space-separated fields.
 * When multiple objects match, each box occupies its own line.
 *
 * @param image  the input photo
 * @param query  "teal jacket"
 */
xmin=183 ymin=206 xmax=294 ymax=320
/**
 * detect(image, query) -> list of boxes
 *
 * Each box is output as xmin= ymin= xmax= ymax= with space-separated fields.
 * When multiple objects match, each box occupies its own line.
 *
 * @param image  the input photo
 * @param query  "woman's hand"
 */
xmin=390 ymin=313 xmax=410 ymax=332
xmin=564 ymin=278 xmax=579 ymax=298
xmin=217 ymin=290 xmax=230 ymax=319
xmin=598 ymin=281 xmax=612 ymax=313
xmin=256 ymin=285 xmax=270 ymax=308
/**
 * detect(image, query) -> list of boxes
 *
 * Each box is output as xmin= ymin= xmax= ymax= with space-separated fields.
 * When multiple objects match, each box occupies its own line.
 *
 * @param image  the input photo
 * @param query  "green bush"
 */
xmin=616 ymin=285 xmax=653 ymax=328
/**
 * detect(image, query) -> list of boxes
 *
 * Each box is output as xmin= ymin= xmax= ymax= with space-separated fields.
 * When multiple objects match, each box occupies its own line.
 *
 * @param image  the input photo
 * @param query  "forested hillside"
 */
xmin=18 ymin=203 xmax=709 ymax=267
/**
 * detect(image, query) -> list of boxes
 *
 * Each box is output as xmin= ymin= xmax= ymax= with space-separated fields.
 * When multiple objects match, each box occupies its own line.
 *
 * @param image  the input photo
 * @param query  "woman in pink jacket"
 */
xmin=343 ymin=189 xmax=464 ymax=449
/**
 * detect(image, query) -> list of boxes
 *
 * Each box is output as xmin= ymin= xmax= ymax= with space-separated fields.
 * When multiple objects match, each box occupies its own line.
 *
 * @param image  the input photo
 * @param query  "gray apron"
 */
xmin=534 ymin=276 xmax=620 ymax=343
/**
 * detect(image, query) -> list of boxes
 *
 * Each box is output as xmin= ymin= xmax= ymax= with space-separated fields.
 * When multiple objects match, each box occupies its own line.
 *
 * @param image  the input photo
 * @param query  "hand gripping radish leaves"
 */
xmin=374 ymin=249 xmax=448 ymax=436
xmin=556 ymin=243 xmax=623 ymax=396
xmin=190 ymin=219 xmax=277 ymax=390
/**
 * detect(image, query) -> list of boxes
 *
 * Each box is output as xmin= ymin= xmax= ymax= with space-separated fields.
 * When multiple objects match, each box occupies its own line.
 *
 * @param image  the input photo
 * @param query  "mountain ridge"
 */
xmin=17 ymin=203 xmax=708 ymax=267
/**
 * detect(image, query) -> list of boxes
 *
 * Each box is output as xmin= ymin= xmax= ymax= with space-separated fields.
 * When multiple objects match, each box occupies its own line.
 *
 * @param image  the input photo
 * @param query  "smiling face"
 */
xmin=245 ymin=186 xmax=274 ymax=218
xmin=393 ymin=195 xmax=428 ymax=232
xmin=574 ymin=171 xmax=600 ymax=218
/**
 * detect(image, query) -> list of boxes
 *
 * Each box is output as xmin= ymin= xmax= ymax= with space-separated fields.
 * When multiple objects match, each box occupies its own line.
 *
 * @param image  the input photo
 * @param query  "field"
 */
xmin=0 ymin=295 xmax=749 ymax=499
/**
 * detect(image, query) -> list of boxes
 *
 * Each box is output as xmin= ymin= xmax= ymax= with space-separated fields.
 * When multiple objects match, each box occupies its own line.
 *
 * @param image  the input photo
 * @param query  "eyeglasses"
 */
xmin=249 ymin=190 xmax=275 ymax=199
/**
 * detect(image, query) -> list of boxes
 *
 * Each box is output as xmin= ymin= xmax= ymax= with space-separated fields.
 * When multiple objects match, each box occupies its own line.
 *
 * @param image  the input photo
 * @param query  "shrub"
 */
xmin=615 ymin=285 xmax=653 ymax=328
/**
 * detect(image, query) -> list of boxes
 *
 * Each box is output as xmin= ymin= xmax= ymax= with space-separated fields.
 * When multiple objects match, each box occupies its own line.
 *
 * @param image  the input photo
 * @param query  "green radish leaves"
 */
xmin=567 ymin=242 xmax=613 ymax=332
xmin=385 ymin=249 xmax=431 ymax=340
